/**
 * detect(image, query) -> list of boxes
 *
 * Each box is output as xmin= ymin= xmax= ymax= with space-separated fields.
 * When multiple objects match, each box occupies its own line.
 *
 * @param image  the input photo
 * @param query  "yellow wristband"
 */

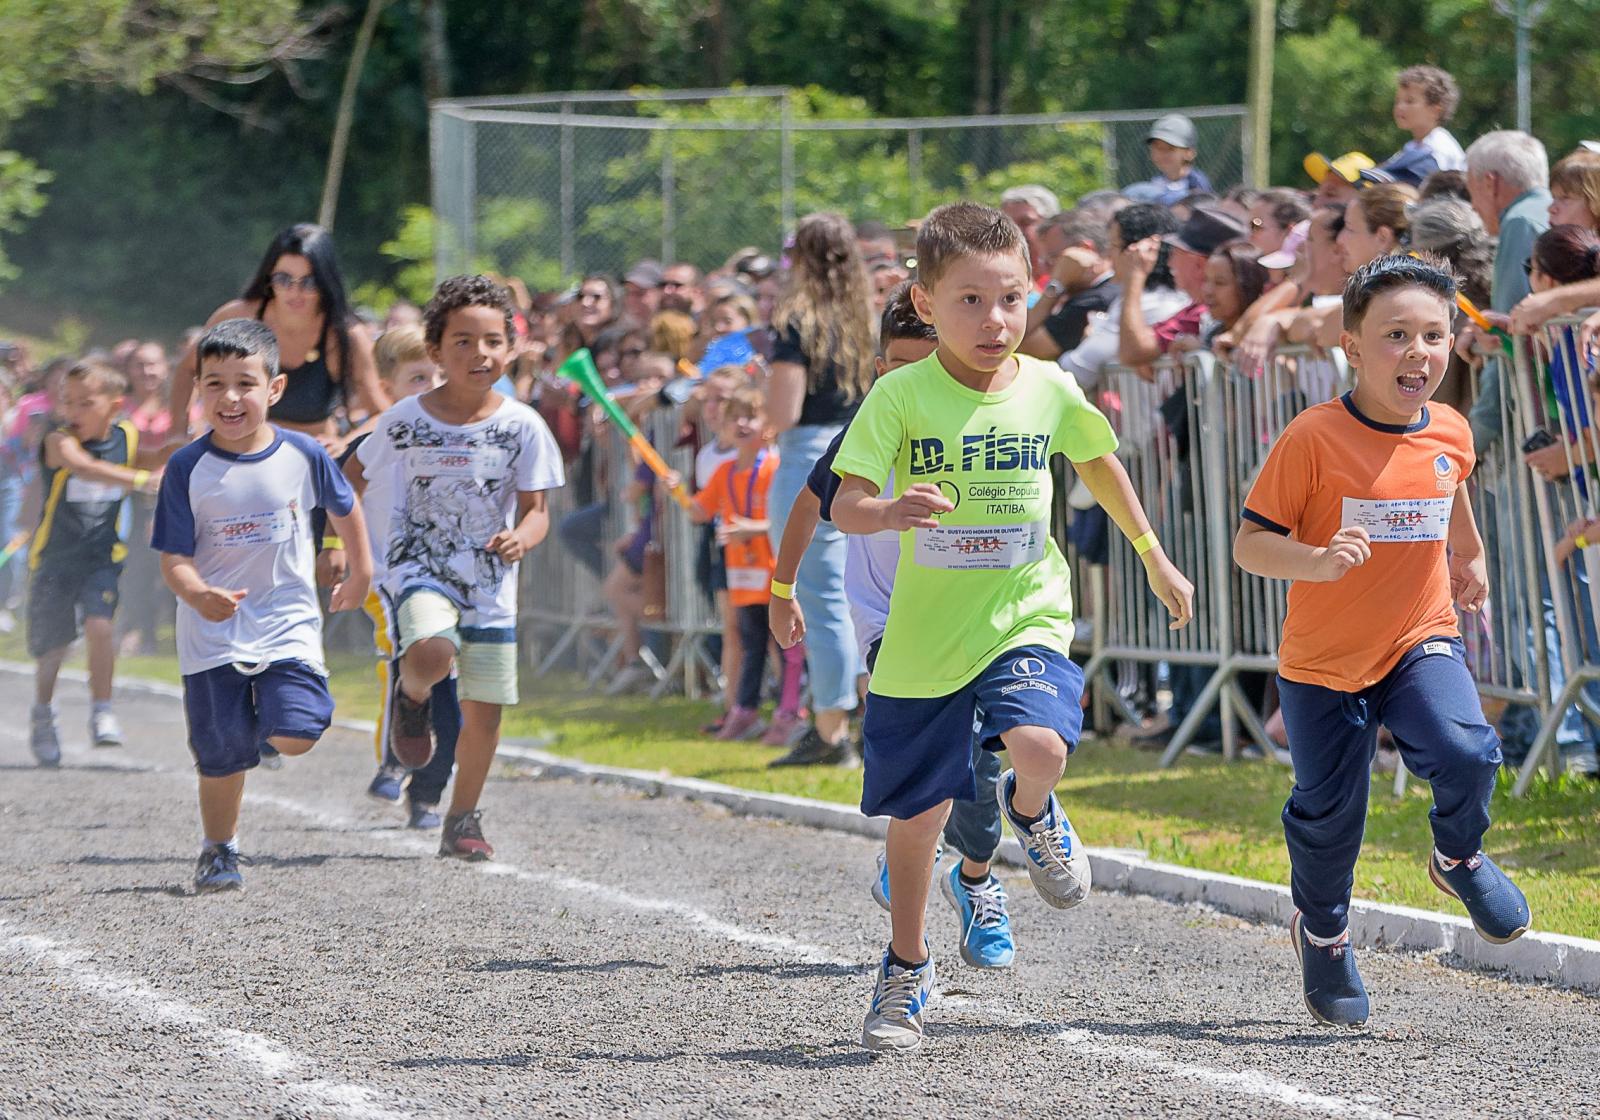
xmin=769 ymin=579 xmax=795 ymax=600
xmin=321 ymin=535 xmax=345 ymax=551
xmin=1132 ymin=531 xmax=1160 ymax=556
xmin=1578 ymin=535 xmax=1592 ymax=550
xmin=131 ymin=469 xmax=150 ymax=489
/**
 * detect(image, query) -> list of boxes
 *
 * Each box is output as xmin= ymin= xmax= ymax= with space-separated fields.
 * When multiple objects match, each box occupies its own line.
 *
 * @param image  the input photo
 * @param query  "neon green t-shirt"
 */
xmin=832 ymin=352 xmax=1118 ymax=698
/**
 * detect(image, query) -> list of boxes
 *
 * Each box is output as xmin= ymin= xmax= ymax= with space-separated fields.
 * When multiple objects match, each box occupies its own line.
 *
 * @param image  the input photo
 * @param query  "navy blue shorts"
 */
xmin=861 ymin=645 xmax=1084 ymax=820
xmin=182 ymin=660 xmax=335 ymax=778
xmin=27 ymin=561 xmax=121 ymax=657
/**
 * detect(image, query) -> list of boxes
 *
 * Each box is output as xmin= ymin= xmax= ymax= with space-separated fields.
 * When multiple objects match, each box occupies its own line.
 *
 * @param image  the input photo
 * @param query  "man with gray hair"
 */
xmin=1000 ymin=184 xmax=1061 ymax=289
xmin=1463 ymin=129 xmax=1551 ymax=452
xmin=1020 ymin=207 xmax=1121 ymax=359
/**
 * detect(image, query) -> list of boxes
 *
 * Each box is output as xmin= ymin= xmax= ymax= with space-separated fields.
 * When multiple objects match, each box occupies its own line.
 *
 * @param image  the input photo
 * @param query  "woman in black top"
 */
xmin=170 ymin=223 xmax=387 ymax=457
xmin=764 ymin=212 xmax=877 ymax=766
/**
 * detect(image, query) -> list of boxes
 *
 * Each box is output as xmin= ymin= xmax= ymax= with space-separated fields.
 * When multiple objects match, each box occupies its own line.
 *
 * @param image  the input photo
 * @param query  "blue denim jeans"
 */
xmin=769 ymin=425 xmax=859 ymax=713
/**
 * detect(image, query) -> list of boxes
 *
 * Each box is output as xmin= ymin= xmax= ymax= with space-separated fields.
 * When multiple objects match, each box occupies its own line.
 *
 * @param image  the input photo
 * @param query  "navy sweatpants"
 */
xmin=1277 ymin=635 xmax=1501 ymax=939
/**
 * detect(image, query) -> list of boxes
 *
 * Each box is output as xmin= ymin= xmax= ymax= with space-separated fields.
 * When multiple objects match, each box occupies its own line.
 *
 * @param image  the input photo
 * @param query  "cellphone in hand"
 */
xmin=1521 ymin=428 xmax=1557 ymax=455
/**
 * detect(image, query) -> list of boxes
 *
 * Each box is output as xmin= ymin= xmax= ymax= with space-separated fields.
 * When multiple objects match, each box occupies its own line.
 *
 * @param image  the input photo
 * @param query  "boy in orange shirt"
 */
xmin=690 ymin=386 xmax=783 ymax=741
xmin=1235 ymin=254 xmax=1530 ymax=1030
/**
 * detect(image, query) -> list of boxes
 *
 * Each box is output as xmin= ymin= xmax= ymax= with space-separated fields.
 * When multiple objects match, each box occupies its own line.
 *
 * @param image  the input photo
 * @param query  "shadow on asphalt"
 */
xmin=72 ymin=852 xmax=416 ymax=869
xmin=691 ymin=961 xmax=864 ymax=980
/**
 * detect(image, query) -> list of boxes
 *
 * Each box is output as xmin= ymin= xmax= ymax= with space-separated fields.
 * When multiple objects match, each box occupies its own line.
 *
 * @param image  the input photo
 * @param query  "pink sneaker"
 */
xmin=761 ymin=709 xmax=805 ymax=746
xmin=716 ymin=706 xmax=766 ymax=742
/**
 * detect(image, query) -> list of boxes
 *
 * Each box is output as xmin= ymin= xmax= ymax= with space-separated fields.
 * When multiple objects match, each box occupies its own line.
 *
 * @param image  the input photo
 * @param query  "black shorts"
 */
xmin=27 ymin=561 xmax=121 ymax=657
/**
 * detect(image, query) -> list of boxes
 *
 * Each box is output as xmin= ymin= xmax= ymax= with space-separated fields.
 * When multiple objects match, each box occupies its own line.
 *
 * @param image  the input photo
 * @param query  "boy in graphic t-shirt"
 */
xmin=1235 ymin=254 xmax=1530 ymax=1030
xmin=352 ymin=276 xmax=564 ymax=862
xmin=830 ymin=203 xmax=1194 ymax=1051
xmin=152 ymin=320 xmax=372 ymax=894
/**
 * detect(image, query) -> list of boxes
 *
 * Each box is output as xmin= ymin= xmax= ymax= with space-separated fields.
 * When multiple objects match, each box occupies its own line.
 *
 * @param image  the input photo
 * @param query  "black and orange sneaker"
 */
xmin=439 ymin=809 xmax=494 ymax=861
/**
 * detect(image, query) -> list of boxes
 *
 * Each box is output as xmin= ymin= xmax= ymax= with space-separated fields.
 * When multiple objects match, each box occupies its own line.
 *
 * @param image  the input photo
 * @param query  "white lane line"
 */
xmin=242 ymin=790 xmax=1398 ymax=1119
xmin=0 ymin=921 xmax=416 ymax=1120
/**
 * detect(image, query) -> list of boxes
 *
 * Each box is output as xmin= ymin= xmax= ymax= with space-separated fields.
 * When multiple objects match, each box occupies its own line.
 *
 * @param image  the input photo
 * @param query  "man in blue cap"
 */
xmin=1137 ymin=114 xmax=1213 ymax=208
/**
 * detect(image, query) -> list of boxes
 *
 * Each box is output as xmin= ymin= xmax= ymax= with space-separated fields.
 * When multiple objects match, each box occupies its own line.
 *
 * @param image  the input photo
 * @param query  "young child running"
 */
xmin=772 ymin=283 xmax=1020 ymax=970
xmin=1234 ymin=254 xmax=1529 ymax=1029
xmin=337 ymin=324 xmax=461 ymax=830
xmin=27 ymin=358 xmax=168 ymax=765
xmin=152 ymin=320 xmax=372 ymax=892
xmin=688 ymin=385 xmax=785 ymax=741
xmin=830 ymin=203 xmax=1194 ymax=1051
xmin=351 ymin=276 xmax=563 ymax=861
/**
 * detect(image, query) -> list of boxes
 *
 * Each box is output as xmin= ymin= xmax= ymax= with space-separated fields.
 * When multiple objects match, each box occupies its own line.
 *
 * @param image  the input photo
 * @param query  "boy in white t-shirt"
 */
xmin=351 ymin=276 xmax=564 ymax=861
xmin=152 ymin=319 xmax=373 ymax=893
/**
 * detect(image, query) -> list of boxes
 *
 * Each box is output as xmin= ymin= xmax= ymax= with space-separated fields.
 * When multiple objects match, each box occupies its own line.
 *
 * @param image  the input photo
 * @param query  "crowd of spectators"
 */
xmin=4 ymin=61 xmax=1599 ymax=774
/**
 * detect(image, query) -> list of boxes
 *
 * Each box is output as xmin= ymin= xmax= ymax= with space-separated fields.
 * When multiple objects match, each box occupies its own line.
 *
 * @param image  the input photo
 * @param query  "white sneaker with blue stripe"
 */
xmin=862 ymin=951 xmax=936 ymax=1052
xmin=997 ymin=768 xmax=1091 ymax=908
xmin=939 ymin=863 xmax=1016 ymax=968
xmin=871 ymin=842 xmax=943 ymax=912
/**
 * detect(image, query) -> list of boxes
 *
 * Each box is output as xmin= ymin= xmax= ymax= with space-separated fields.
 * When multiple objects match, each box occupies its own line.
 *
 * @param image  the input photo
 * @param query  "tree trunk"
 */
xmin=319 ymin=0 xmax=390 ymax=231
xmin=419 ymin=0 xmax=450 ymax=102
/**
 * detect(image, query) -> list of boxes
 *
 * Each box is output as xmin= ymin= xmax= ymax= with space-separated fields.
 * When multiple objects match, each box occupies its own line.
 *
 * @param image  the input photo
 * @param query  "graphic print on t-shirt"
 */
xmin=381 ymin=414 xmax=525 ymax=604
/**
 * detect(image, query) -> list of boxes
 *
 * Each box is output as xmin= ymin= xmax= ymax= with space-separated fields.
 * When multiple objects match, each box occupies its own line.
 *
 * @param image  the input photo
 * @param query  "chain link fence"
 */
xmin=430 ymin=88 xmax=1247 ymax=285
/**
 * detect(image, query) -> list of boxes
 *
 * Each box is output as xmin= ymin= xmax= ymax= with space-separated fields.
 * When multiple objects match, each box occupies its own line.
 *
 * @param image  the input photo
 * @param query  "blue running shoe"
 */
xmin=1429 ymin=850 xmax=1531 ymax=944
xmin=408 ymin=801 xmax=442 ymax=830
xmin=367 ymin=763 xmax=407 ymax=803
xmin=939 ymin=864 xmax=1015 ymax=969
xmin=871 ymin=842 xmax=943 ymax=912
xmin=194 ymin=844 xmax=243 ymax=894
xmin=258 ymin=744 xmax=283 ymax=771
xmin=862 ymin=951 xmax=936 ymax=1052
xmin=996 ymin=768 xmax=1091 ymax=908
xmin=1291 ymin=911 xmax=1368 ymax=1028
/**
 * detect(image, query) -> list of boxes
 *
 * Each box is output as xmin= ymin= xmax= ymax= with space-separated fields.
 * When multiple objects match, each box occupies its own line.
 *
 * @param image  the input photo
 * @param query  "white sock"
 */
xmin=1304 ymin=927 xmax=1349 ymax=948
xmin=203 ymin=837 xmax=238 ymax=854
xmin=92 ymin=700 xmax=113 ymax=716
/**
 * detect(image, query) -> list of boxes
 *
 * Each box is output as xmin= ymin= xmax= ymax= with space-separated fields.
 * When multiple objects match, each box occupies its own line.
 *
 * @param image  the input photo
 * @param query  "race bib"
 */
xmin=726 ymin=566 xmax=768 ymax=592
xmin=65 ymin=477 xmax=127 ymax=504
xmin=1341 ymin=497 xmax=1451 ymax=543
xmin=913 ymin=521 xmax=1048 ymax=570
xmin=407 ymin=445 xmax=510 ymax=480
xmin=208 ymin=508 xmax=297 ymax=548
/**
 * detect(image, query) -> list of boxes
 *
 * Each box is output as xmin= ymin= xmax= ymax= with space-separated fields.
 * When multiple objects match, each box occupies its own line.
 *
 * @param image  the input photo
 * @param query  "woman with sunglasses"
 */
xmin=169 ymin=223 xmax=388 ymax=457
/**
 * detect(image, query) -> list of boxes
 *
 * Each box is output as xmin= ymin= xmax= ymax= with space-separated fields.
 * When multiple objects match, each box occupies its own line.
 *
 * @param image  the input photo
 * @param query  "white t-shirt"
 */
xmin=695 ymin=439 xmax=739 ymax=490
xmin=1057 ymin=287 xmax=1191 ymax=390
xmin=152 ymin=429 xmax=354 ymax=676
xmin=343 ymin=433 xmax=393 ymax=584
xmin=1415 ymin=127 xmax=1466 ymax=172
xmin=843 ymin=491 xmax=900 ymax=663
xmin=356 ymin=394 xmax=564 ymax=627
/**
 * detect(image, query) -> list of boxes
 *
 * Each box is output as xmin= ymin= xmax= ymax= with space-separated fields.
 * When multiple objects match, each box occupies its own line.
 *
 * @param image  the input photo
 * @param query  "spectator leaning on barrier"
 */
xmin=1247 ymin=189 xmax=1312 ymax=256
xmin=1462 ymin=130 xmax=1551 ymax=455
xmin=622 ymin=260 xmax=663 ymax=323
xmin=1409 ymin=197 xmax=1495 ymax=413
xmin=1019 ymin=208 xmax=1121 ymax=361
xmin=1503 ymin=150 xmax=1600 ymax=338
xmin=1118 ymin=205 xmax=1247 ymax=374
xmin=660 ymin=263 xmax=705 ymax=318
xmin=1304 ymin=151 xmax=1374 ymax=207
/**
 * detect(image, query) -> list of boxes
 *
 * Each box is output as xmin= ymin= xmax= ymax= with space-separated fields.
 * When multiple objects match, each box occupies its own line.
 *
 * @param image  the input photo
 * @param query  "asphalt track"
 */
xmin=2 ymin=677 xmax=1597 ymax=1119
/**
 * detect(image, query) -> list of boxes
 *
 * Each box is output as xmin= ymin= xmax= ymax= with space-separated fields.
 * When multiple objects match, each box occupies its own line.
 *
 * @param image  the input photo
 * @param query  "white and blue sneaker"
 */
xmin=367 ymin=763 xmax=407 ymax=803
xmin=939 ymin=863 xmax=1016 ymax=968
xmin=871 ymin=842 xmax=943 ymax=912
xmin=997 ymin=768 xmax=1091 ymax=908
xmin=862 ymin=950 xmax=936 ymax=1052
xmin=194 ymin=844 xmax=243 ymax=894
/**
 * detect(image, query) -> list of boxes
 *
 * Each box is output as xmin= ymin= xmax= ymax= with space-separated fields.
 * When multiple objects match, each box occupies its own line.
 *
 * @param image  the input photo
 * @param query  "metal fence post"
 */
xmin=560 ymin=100 xmax=575 ymax=279
xmin=907 ymin=128 xmax=923 ymax=219
xmin=1100 ymin=124 xmax=1119 ymax=190
xmin=661 ymin=133 xmax=676 ymax=265
xmin=780 ymin=96 xmax=795 ymax=237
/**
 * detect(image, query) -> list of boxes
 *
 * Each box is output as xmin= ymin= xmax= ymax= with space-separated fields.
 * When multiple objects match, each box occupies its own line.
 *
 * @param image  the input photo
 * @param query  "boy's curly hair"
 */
xmin=422 ymin=275 xmax=518 ymax=346
xmin=1397 ymin=65 xmax=1461 ymax=123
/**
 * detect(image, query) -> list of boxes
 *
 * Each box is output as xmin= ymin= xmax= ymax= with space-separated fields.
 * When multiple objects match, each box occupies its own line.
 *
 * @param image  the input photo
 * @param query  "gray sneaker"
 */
xmin=90 ymin=709 xmax=123 ymax=748
xmin=861 ymin=952 xmax=936 ymax=1052
xmin=30 ymin=704 xmax=60 ymax=768
xmin=996 ymin=768 xmax=1092 ymax=908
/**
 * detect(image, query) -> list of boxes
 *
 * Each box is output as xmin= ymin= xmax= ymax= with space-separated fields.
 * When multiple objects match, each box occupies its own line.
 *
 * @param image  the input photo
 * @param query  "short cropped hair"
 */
xmin=724 ymin=384 xmax=767 ymax=418
xmin=1257 ymin=188 xmax=1312 ymax=231
xmin=422 ymin=275 xmax=518 ymax=347
xmin=916 ymin=202 xmax=1030 ymax=289
xmin=64 ymin=357 xmax=128 ymax=398
xmin=374 ymin=324 xmax=428 ymax=380
xmin=1043 ymin=209 xmax=1111 ymax=256
xmin=879 ymin=281 xmax=938 ymax=349
xmin=197 ymin=318 xmax=280 ymax=378
xmin=1342 ymin=252 xmax=1458 ymax=331
xmin=1000 ymin=184 xmax=1061 ymax=219
xmin=1396 ymin=65 xmax=1461 ymax=122
xmin=1466 ymin=131 xmax=1549 ymax=194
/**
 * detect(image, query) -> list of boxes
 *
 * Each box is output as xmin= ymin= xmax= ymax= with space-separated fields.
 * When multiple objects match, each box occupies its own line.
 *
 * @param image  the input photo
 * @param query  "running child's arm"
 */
xmin=487 ymin=490 xmax=551 ymax=564
xmin=769 ymin=488 xmax=821 ymax=649
xmin=159 ymin=553 xmax=246 ymax=623
xmin=1073 ymin=454 xmax=1194 ymax=629
xmin=43 ymin=431 xmax=161 ymax=494
xmin=1234 ymin=520 xmax=1372 ymax=582
xmin=1447 ymin=483 xmax=1488 ymax=613
xmin=1556 ymin=516 xmax=1600 ymax=565
xmin=832 ymin=475 xmax=953 ymax=535
xmin=322 ymin=501 xmax=372 ymax=614
xmin=717 ymin=514 xmax=768 ymax=543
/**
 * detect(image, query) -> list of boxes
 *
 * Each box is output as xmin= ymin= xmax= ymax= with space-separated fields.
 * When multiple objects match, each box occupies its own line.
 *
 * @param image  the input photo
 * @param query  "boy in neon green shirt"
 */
xmin=832 ymin=202 xmax=1193 ymax=1051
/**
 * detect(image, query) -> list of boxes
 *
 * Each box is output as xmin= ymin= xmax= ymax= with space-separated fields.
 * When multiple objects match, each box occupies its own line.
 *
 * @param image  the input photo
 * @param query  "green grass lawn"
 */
xmin=9 ymin=631 xmax=1597 ymax=940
